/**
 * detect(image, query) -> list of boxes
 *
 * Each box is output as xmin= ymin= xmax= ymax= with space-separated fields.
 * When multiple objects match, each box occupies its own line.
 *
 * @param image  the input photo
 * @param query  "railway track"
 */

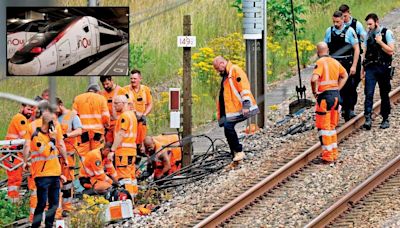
xmin=193 ymin=86 xmax=400 ymax=227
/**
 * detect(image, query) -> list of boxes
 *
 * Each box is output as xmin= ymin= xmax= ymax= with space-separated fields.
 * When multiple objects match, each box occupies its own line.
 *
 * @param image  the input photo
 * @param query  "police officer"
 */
xmin=324 ymin=11 xmax=360 ymax=121
xmin=362 ymin=13 xmax=395 ymax=129
xmin=339 ymin=4 xmax=367 ymax=118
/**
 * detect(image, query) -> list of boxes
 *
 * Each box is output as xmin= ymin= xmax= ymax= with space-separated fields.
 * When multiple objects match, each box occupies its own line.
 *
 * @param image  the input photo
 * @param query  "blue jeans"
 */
xmin=223 ymin=120 xmax=243 ymax=157
xmin=32 ymin=176 xmax=60 ymax=228
xmin=364 ymin=64 xmax=391 ymax=119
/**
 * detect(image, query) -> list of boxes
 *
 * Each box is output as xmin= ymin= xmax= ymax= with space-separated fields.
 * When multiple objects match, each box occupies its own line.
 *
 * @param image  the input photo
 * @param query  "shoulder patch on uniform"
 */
xmin=121 ymin=118 xmax=125 ymax=123
xmin=95 ymin=160 xmax=101 ymax=166
xmin=236 ymin=77 xmax=241 ymax=82
xmin=21 ymin=120 xmax=26 ymax=125
xmin=314 ymin=65 xmax=318 ymax=69
xmin=137 ymin=97 xmax=143 ymax=101
xmin=125 ymin=94 xmax=129 ymax=99
xmin=36 ymin=142 xmax=41 ymax=148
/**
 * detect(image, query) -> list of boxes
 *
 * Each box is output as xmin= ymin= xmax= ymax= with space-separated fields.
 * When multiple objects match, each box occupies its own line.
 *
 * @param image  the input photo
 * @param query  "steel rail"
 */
xmin=195 ymin=86 xmax=400 ymax=227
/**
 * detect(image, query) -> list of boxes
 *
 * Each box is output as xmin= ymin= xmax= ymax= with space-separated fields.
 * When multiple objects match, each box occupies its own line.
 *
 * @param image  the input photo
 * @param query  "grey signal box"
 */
xmin=243 ymin=0 xmax=265 ymax=39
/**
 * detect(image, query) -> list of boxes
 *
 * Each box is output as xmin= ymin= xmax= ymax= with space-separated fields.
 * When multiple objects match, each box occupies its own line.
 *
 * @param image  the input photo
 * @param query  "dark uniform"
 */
xmin=325 ymin=25 xmax=360 ymax=121
xmin=363 ymin=27 xmax=395 ymax=129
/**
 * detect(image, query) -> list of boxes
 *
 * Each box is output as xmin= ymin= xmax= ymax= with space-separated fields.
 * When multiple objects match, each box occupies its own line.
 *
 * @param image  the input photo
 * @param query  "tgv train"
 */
xmin=8 ymin=16 xmax=128 ymax=75
xmin=7 ymin=19 xmax=48 ymax=59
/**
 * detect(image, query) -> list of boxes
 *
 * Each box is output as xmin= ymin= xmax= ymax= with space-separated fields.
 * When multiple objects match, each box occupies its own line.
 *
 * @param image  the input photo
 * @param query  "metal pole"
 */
xmin=49 ymin=77 xmax=56 ymax=110
xmin=88 ymin=0 xmax=99 ymax=85
xmin=182 ymin=15 xmax=192 ymax=167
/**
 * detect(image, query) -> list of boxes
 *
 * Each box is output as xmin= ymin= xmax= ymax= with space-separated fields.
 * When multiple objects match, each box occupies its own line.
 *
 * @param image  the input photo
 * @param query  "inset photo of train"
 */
xmin=6 ymin=7 xmax=129 ymax=76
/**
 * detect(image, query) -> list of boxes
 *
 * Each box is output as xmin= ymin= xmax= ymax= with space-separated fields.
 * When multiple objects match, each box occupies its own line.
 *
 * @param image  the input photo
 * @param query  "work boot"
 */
xmin=380 ymin=119 xmax=390 ymax=129
xmin=233 ymin=151 xmax=245 ymax=162
xmin=363 ymin=114 xmax=372 ymax=130
xmin=349 ymin=110 xmax=356 ymax=119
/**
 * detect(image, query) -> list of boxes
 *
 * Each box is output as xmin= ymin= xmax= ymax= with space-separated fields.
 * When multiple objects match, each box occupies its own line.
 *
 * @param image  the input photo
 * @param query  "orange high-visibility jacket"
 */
xmin=114 ymin=110 xmax=137 ymax=155
xmin=73 ymin=92 xmax=110 ymax=134
xmin=124 ymin=85 xmax=152 ymax=115
xmin=313 ymin=56 xmax=346 ymax=93
xmin=217 ymin=61 xmax=259 ymax=122
xmin=153 ymin=134 xmax=182 ymax=178
xmin=80 ymin=148 xmax=115 ymax=184
xmin=26 ymin=125 xmax=63 ymax=178
xmin=60 ymin=110 xmax=80 ymax=153
xmin=6 ymin=113 xmax=29 ymax=140
xmin=100 ymin=85 xmax=130 ymax=122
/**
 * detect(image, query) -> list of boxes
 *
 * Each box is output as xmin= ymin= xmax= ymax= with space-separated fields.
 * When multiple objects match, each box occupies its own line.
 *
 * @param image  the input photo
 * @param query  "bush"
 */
xmin=0 ymin=190 xmax=29 ymax=226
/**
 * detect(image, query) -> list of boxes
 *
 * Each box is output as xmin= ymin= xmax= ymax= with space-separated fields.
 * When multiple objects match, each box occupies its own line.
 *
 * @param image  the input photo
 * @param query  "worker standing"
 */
xmin=56 ymin=97 xmax=82 ymax=217
xmin=311 ymin=42 xmax=348 ymax=163
xmin=72 ymin=84 xmax=110 ymax=157
xmin=124 ymin=69 xmax=152 ymax=153
xmin=362 ymin=13 xmax=395 ymax=129
xmin=339 ymin=4 xmax=367 ymax=118
xmin=3 ymin=103 xmax=33 ymax=203
xmin=23 ymin=112 xmax=68 ymax=228
xmin=324 ymin=11 xmax=360 ymax=122
xmin=212 ymin=56 xmax=259 ymax=164
xmin=109 ymin=95 xmax=138 ymax=199
xmin=100 ymin=76 xmax=131 ymax=147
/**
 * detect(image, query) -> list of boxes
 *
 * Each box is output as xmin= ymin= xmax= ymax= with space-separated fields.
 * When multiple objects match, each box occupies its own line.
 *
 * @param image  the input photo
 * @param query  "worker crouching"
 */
xmin=143 ymin=134 xmax=182 ymax=180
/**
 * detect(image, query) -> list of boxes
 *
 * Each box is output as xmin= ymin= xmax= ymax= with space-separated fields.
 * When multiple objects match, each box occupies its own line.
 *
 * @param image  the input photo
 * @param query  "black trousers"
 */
xmin=337 ymin=57 xmax=361 ymax=119
xmin=32 ymin=176 xmax=60 ymax=228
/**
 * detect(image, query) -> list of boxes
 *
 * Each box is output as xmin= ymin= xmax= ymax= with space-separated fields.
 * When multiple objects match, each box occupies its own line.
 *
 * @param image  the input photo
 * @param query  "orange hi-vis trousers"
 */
xmin=3 ymin=154 xmax=23 ymax=202
xmin=315 ymin=90 xmax=340 ymax=162
xmin=61 ymin=151 xmax=75 ymax=212
xmin=115 ymin=151 xmax=138 ymax=200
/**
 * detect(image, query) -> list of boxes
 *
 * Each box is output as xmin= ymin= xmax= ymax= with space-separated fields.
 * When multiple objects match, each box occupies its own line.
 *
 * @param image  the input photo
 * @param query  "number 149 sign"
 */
xmin=177 ymin=36 xmax=196 ymax=47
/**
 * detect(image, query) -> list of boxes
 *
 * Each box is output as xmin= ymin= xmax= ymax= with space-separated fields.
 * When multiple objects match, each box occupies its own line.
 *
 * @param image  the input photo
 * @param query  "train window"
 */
xmin=83 ymin=26 xmax=89 ymax=33
xmin=8 ymin=22 xmax=30 ymax=32
xmin=99 ymin=32 xmax=122 ymax=45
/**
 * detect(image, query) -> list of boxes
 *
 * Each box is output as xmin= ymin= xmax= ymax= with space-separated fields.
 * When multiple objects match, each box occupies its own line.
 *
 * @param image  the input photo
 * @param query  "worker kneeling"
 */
xmin=143 ymin=134 xmax=182 ymax=180
xmin=79 ymin=147 xmax=118 ymax=194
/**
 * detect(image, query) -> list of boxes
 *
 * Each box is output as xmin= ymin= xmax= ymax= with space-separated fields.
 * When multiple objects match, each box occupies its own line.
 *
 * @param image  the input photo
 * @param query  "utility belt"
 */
xmin=79 ymin=131 xmax=102 ymax=144
xmin=362 ymin=59 xmax=392 ymax=68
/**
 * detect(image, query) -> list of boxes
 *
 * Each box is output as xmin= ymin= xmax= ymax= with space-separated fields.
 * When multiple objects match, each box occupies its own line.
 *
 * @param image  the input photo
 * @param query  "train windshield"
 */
xmin=44 ymin=17 xmax=77 ymax=33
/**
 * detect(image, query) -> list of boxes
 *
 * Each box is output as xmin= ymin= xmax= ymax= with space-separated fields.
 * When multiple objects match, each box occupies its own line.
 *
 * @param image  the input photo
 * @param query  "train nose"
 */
xmin=8 ymin=57 xmax=40 ymax=75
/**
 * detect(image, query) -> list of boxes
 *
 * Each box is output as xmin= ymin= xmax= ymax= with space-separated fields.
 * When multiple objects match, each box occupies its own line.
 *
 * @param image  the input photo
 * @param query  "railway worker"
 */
xmin=100 ymin=76 xmax=131 ymax=148
xmin=311 ymin=42 xmax=348 ymax=163
xmin=143 ymin=134 xmax=182 ymax=180
xmin=324 ymin=10 xmax=360 ymax=122
xmin=339 ymin=4 xmax=367 ymax=116
xmin=72 ymin=83 xmax=110 ymax=157
xmin=31 ymin=88 xmax=50 ymax=122
xmin=55 ymin=97 xmax=82 ymax=217
xmin=3 ymin=103 xmax=33 ymax=203
xmin=109 ymin=95 xmax=138 ymax=199
xmin=22 ymin=112 xmax=68 ymax=228
xmin=124 ymin=69 xmax=153 ymax=154
xmin=212 ymin=56 xmax=259 ymax=164
xmin=362 ymin=13 xmax=395 ymax=130
xmin=26 ymin=100 xmax=64 ymax=221
xmin=79 ymin=147 xmax=118 ymax=194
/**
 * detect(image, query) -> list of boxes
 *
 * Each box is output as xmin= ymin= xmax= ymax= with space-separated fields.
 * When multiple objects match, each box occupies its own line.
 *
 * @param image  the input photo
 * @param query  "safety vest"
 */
xmin=30 ymin=129 xmax=61 ymax=178
xmin=60 ymin=111 xmax=77 ymax=155
xmin=314 ymin=56 xmax=342 ymax=92
xmin=216 ymin=62 xmax=259 ymax=122
xmin=365 ymin=27 xmax=392 ymax=66
xmin=114 ymin=110 xmax=137 ymax=154
xmin=152 ymin=135 xmax=182 ymax=178
xmin=124 ymin=85 xmax=151 ymax=115
xmin=73 ymin=92 xmax=110 ymax=134
xmin=5 ymin=113 xmax=28 ymax=140
xmin=328 ymin=26 xmax=354 ymax=57
xmin=80 ymin=148 xmax=113 ymax=184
